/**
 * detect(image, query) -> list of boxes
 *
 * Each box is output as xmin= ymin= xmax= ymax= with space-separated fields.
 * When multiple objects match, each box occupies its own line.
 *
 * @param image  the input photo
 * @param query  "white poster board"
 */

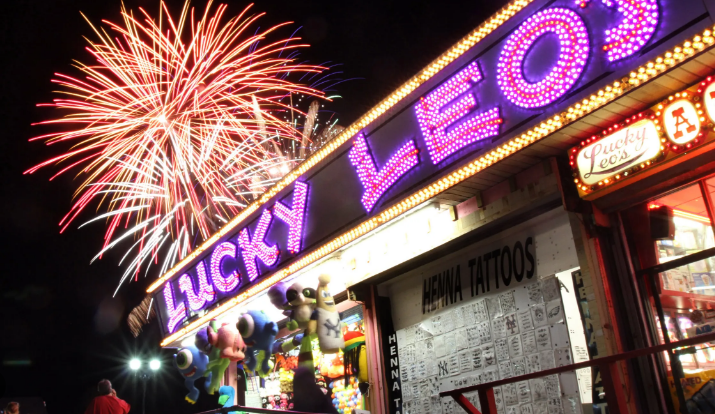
xmin=380 ymin=208 xmax=587 ymax=414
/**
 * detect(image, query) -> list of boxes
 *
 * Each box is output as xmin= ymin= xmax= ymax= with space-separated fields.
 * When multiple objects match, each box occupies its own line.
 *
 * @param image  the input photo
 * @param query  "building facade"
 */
xmin=148 ymin=0 xmax=715 ymax=412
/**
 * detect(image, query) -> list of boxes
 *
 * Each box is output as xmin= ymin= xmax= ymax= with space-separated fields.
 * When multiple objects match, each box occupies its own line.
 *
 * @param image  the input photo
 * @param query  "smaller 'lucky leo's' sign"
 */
xmin=572 ymin=76 xmax=715 ymax=195
xmin=576 ymin=119 xmax=660 ymax=186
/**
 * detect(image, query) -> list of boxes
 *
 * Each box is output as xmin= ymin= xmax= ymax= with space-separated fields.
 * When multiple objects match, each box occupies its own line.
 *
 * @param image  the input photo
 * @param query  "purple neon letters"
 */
xmin=580 ymin=0 xmax=659 ymax=62
xmin=164 ymin=282 xmax=187 ymax=332
xmin=162 ymin=181 xmax=307 ymax=332
xmin=179 ymin=262 xmax=216 ymax=310
xmin=238 ymin=210 xmax=280 ymax=282
xmin=162 ymin=4 xmax=664 ymax=333
xmin=415 ymin=61 xmax=502 ymax=164
xmin=349 ymin=133 xmax=420 ymax=212
xmin=210 ymin=243 xmax=241 ymax=292
xmin=273 ymin=181 xmax=309 ymax=254
xmin=497 ymin=8 xmax=590 ymax=108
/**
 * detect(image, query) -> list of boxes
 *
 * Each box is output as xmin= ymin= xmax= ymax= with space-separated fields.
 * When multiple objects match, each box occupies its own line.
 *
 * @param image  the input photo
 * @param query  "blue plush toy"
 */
xmin=238 ymin=310 xmax=279 ymax=376
xmin=218 ymin=386 xmax=237 ymax=414
xmin=174 ymin=345 xmax=212 ymax=404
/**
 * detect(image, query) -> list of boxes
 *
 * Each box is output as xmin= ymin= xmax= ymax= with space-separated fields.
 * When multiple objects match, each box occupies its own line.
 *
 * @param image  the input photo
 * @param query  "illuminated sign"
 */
xmin=664 ymin=100 xmax=701 ymax=145
xmin=705 ymin=82 xmax=715 ymax=122
xmin=572 ymin=76 xmax=715 ymax=196
xmin=575 ymin=119 xmax=661 ymax=186
xmin=158 ymin=181 xmax=309 ymax=333
xmin=153 ymin=0 xmax=713 ymax=339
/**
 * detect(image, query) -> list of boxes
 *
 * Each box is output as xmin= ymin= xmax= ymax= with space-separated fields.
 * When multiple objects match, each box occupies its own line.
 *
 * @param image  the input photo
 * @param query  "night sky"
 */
xmin=0 ymin=0 xmax=499 ymax=412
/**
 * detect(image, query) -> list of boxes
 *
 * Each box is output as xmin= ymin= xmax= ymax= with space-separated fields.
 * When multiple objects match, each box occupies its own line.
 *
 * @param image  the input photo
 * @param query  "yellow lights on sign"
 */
xmin=575 ymin=119 xmax=661 ymax=186
xmin=705 ymin=82 xmax=715 ymax=126
xmin=663 ymin=100 xmax=700 ymax=145
xmin=573 ymin=77 xmax=715 ymax=196
xmin=154 ymin=17 xmax=715 ymax=345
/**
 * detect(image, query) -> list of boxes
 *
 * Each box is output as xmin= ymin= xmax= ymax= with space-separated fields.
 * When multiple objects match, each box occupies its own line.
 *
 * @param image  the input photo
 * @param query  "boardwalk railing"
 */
xmin=440 ymin=331 xmax=715 ymax=414
xmin=192 ymin=406 xmax=333 ymax=414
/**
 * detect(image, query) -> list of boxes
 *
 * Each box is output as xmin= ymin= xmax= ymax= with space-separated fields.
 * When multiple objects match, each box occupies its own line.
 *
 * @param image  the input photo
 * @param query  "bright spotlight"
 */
xmin=149 ymin=359 xmax=161 ymax=371
xmin=129 ymin=358 xmax=141 ymax=370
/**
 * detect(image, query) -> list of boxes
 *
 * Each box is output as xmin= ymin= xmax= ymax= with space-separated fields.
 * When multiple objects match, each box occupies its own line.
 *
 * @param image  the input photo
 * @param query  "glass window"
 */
xmin=652 ymin=184 xmax=715 ymax=296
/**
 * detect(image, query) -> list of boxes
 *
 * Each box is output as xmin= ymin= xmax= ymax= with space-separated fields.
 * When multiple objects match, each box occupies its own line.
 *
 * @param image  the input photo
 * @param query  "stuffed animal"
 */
xmin=284 ymin=281 xmax=317 ymax=331
xmin=208 ymin=320 xmax=247 ymax=361
xmin=200 ymin=320 xmax=231 ymax=395
xmin=195 ymin=327 xmax=213 ymax=354
xmin=268 ymin=282 xmax=290 ymax=311
xmin=312 ymin=274 xmax=345 ymax=353
xmin=237 ymin=310 xmax=279 ymax=376
xmin=272 ymin=333 xmax=304 ymax=354
xmin=174 ymin=345 xmax=212 ymax=404
xmin=218 ymin=385 xmax=237 ymax=414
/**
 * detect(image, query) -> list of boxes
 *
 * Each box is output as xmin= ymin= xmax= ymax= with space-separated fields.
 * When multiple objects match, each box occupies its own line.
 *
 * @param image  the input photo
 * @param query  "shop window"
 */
xmin=652 ymin=184 xmax=715 ymax=296
xmin=244 ymin=305 xmax=366 ymax=412
xmin=640 ymin=179 xmax=715 ymax=410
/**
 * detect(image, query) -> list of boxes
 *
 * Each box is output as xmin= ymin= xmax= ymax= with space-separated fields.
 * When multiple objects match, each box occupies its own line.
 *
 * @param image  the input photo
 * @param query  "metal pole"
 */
xmin=142 ymin=374 xmax=147 ymax=414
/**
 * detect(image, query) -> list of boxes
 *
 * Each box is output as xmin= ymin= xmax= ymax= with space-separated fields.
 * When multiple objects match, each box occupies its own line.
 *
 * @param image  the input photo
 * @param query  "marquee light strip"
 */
xmin=160 ymin=25 xmax=715 ymax=347
xmin=147 ymin=0 xmax=537 ymax=294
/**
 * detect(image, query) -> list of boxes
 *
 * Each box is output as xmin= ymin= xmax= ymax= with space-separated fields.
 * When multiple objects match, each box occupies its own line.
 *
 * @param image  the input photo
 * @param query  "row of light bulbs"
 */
xmin=159 ymin=11 xmax=715 ymax=348
xmin=148 ymin=0 xmax=534 ymax=295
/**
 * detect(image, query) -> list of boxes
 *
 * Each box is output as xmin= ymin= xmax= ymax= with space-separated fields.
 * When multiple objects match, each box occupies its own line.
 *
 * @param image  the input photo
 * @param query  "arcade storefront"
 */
xmin=145 ymin=0 xmax=715 ymax=413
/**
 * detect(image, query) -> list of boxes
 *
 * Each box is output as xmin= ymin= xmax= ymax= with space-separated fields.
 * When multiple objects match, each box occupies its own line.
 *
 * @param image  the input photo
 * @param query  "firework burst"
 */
xmin=25 ymin=1 xmax=331 ymax=292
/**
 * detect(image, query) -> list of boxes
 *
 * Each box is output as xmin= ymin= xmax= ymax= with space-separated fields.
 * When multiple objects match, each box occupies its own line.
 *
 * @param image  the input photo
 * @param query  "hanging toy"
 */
xmin=173 ymin=345 xmax=212 ymax=404
xmin=208 ymin=319 xmax=247 ymax=361
xmin=274 ymin=281 xmax=317 ymax=370
xmin=238 ymin=310 xmax=278 ymax=377
xmin=272 ymin=333 xmax=304 ymax=355
xmin=218 ymin=385 xmax=237 ymax=414
xmin=268 ymin=282 xmax=291 ymax=313
xmin=343 ymin=331 xmax=368 ymax=384
xmin=312 ymin=274 xmax=345 ymax=354
xmin=284 ymin=281 xmax=317 ymax=331
xmin=199 ymin=320 xmax=229 ymax=394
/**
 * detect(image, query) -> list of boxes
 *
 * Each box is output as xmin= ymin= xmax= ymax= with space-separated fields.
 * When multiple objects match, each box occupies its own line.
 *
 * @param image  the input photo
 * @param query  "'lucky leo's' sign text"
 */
xmin=154 ymin=0 xmax=710 ymax=337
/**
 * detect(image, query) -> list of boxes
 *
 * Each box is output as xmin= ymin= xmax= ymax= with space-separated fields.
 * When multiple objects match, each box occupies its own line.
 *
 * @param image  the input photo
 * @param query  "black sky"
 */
xmin=0 ymin=0 xmax=500 ymax=412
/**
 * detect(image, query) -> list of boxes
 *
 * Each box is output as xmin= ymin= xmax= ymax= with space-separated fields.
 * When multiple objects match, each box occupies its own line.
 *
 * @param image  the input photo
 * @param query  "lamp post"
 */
xmin=129 ymin=358 xmax=161 ymax=414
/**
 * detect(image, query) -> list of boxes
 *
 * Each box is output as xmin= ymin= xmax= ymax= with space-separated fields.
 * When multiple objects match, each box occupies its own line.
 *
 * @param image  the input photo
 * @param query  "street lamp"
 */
xmin=129 ymin=358 xmax=141 ymax=371
xmin=128 ymin=357 xmax=160 ymax=414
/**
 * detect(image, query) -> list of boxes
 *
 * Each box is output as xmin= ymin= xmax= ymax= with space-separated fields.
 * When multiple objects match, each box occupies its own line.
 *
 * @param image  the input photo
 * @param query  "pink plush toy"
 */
xmin=207 ymin=322 xmax=246 ymax=361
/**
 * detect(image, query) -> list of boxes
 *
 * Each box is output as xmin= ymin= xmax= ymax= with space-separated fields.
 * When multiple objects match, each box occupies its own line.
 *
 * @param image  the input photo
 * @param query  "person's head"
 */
xmin=5 ymin=402 xmax=19 ymax=414
xmin=98 ymin=379 xmax=113 ymax=395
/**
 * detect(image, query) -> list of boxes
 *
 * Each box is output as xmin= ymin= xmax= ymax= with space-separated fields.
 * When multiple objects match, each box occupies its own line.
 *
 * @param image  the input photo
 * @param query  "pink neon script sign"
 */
xmin=415 ymin=61 xmax=502 ymax=164
xmin=349 ymin=133 xmax=420 ymax=212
